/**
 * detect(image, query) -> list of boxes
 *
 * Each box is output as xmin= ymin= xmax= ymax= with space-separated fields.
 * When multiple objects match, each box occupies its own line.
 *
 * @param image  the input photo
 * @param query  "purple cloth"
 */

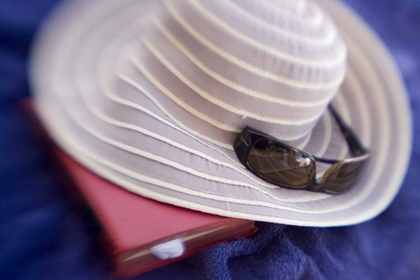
xmin=1 ymin=0 xmax=419 ymax=279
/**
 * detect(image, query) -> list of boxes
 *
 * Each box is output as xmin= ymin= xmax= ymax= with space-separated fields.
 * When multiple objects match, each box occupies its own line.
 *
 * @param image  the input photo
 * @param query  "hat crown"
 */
xmin=132 ymin=0 xmax=347 ymax=145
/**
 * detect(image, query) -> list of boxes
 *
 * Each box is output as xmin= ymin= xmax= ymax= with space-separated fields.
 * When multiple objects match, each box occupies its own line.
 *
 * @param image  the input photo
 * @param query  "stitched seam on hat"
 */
xmin=87 ymin=50 xmax=330 ymax=202
xmin=119 ymin=73 xmax=310 ymax=142
xmin=170 ymin=0 xmax=345 ymax=67
xmin=77 ymin=108 xmax=281 ymax=195
xmin=92 ymin=108 xmax=284 ymax=190
xmin=56 ymin=147 xmax=335 ymax=224
xmin=217 ymin=0 xmax=335 ymax=46
xmin=140 ymin=41 xmax=324 ymax=125
xmin=70 ymin=142 xmax=330 ymax=214
xmin=256 ymin=0 xmax=323 ymax=27
xmin=331 ymin=39 xmax=387 ymax=210
xmin=101 ymin=72 xmax=321 ymax=190
xmin=334 ymin=93 xmax=351 ymax=160
xmin=70 ymin=105 xmax=324 ymax=203
xmin=317 ymin=112 xmax=333 ymax=156
xmin=106 ymin=58 xmax=313 ymax=168
xmin=41 ymin=71 xmax=327 ymax=207
xmin=154 ymin=19 xmax=340 ymax=99
xmin=105 ymin=77 xmax=319 ymax=188
xmin=95 ymin=45 xmax=325 ymax=193
xmin=165 ymin=1 xmax=345 ymax=85
xmin=346 ymin=69 xmax=371 ymax=145
xmin=51 ymin=127 xmax=330 ymax=211
xmin=80 ymin=62 xmax=278 ymax=191
xmin=117 ymin=75 xmax=234 ymax=148
xmin=131 ymin=56 xmax=241 ymax=131
xmin=46 ymin=44 xmax=378 ymax=217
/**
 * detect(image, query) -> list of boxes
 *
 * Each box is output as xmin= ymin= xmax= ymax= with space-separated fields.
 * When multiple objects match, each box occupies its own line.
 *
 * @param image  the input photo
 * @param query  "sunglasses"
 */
xmin=233 ymin=105 xmax=369 ymax=194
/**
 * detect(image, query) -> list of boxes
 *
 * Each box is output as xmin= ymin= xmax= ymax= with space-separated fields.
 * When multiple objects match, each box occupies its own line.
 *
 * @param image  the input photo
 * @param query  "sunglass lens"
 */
xmin=322 ymin=160 xmax=368 ymax=193
xmin=247 ymin=139 xmax=314 ymax=188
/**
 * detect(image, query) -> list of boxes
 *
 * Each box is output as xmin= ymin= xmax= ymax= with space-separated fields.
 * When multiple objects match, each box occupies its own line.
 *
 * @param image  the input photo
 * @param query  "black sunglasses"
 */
xmin=233 ymin=105 xmax=369 ymax=194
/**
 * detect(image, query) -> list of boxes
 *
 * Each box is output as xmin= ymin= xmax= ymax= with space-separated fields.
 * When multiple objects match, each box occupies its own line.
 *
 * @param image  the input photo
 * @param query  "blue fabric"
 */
xmin=1 ymin=0 xmax=419 ymax=279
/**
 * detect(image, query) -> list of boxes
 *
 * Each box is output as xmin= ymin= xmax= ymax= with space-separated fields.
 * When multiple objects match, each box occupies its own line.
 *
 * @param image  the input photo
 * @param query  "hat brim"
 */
xmin=30 ymin=0 xmax=412 ymax=226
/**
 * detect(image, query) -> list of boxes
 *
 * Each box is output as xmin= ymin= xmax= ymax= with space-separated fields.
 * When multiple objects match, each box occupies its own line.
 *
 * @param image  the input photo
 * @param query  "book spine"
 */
xmin=113 ymin=220 xmax=256 ymax=277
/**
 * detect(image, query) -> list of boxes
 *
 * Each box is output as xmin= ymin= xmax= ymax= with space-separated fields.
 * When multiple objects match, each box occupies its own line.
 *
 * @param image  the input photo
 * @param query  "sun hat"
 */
xmin=30 ymin=0 xmax=412 ymax=226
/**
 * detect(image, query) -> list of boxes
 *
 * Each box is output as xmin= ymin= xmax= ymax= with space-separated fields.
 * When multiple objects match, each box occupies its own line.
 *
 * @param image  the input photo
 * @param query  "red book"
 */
xmin=23 ymin=100 xmax=257 ymax=277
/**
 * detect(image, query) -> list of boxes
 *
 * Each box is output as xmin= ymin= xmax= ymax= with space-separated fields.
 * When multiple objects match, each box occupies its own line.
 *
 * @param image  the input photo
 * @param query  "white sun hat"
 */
xmin=30 ymin=0 xmax=412 ymax=226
